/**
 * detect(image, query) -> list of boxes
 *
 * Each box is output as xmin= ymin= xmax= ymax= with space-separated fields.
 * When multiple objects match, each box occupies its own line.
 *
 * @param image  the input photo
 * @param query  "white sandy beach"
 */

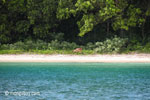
xmin=0 ymin=54 xmax=150 ymax=63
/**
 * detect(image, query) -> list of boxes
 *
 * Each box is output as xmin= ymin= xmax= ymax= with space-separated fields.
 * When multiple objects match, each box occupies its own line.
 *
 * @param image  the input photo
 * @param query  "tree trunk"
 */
xmin=142 ymin=16 xmax=147 ymax=42
xmin=120 ymin=29 xmax=124 ymax=37
xmin=107 ymin=21 xmax=110 ymax=36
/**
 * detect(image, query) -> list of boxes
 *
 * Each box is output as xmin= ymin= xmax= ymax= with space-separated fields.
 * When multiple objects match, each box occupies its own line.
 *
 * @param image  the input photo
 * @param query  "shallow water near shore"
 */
xmin=0 ymin=63 xmax=150 ymax=100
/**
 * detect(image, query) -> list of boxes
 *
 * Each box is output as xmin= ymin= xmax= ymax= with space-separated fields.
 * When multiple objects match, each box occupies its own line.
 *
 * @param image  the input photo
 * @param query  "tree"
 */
xmin=0 ymin=0 xmax=59 ymax=43
xmin=27 ymin=0 xmax=58 ymax=39
xmin=0 ymin=0 xmax=28 ymax=43
xmin=57 ymin=0 xmax=144 ymax=36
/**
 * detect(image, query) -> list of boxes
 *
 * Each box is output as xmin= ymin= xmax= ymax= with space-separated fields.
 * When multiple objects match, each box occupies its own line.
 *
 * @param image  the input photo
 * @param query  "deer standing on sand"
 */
xmin=73 ymin=48 xmax=82 ymax=53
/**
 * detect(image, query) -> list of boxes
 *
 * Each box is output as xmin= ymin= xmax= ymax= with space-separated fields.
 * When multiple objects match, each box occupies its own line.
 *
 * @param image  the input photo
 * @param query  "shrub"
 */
xmin=0 ymin=40 xmax=80 ymax=51
xmin=126 ymin=38 xmax=143 ymax=51
xmin=48 ymin=40 xmax=79 ymax=50
xmin=35 ymin=40 xmax=48 ymax=50
xmin=94 ymin=36 xmax=128 ymax=53
xmin=24 ymin=40 xmax=36 ymax=50
xmin=85 ymin=42 xmax=96 ymax=50
xmin=0 ymin=44 xmax=10 ymax=50
xmin=142 ymin=43 xmax=150 ymax=53
xmin=0 ymin=37 xmax=128 ymax=54
xmin=0 ymin=40 xmax=48 ymax=51
xmin=0 ymin=41 xmax=26 ymax=50
xmin=48 ymin=40 xmax=61 ymax=50
xmin=12 ymin=41 xmax=25 ymax=50
xmin=24 ymin=40 xmax=48 ymax=50
xmin=61 ymin=41 xmax=78 ymax=50
xmin=50 ymin=32 xmax=64 ymax=41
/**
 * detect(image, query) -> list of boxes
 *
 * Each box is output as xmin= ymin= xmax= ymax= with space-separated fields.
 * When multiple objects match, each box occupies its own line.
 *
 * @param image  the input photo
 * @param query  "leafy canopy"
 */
xmin=57 ymin=0 xmax=144 ymax=36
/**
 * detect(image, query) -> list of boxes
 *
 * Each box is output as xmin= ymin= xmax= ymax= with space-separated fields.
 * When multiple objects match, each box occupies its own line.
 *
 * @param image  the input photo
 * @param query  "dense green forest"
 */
xmin=0 ymin=0 xmax=150 ymax=54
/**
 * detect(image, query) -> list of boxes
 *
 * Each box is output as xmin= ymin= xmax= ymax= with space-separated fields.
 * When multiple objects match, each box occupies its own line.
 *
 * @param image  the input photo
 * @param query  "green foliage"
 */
xmin=0 ymin=0 xmax=28 ymax=43
xmin=0 ymin=50 xmax=25 ymax=54
xmin=0 ymin=50 xmax=96 ymax=55
xmin=35 ymin=40 xmax=48 ymax=50
xmin=48 ymin=40 xmax=61 ymax=50
xmin=126 ymin=39 xmax=143 ymax=51
xmin=57 ymin=0 xmax=98 ymax=36
xmin=61 ymin=41 xmax=78 ymax=50
xmin=0 ymin=0 xmax=150 ymax=54
xmin=1 ymin=36 xmax=150 ymax=54
xmin=0 ymin=40 xmax=48 ymax=51
xmin=124 ymin=42 xmax=150 ymax=53
xmin=27 ymin=0 xmax=58 ymax=38
xmin=113 ymin=5 xmax=144 ymax=31
xmin=48 ymin=40 xmax=79 ymax=50
xmin=77 ymin=14 xmax=95 ymax=36
xmin=0 ymin=0 xmax=60 ymax=43
xmin=85 ymin=42 xmax=96 ymax=50
xmin=2 ymin=0 xmax=5 ymax=3
xmin=94 ymin=36 xmax=128 ymax=53
xmin=0 ymin=39 xmax=93 ymax=52
xmin=57 ymin=0 xmax=75 ymax=19
xmin=0 ymin=39 xmax=80 ymax=51
xmin=57 ymin=0 xmax=146 ymax=36
xmin=0 ymin=44 xmax=10 ymax=50
xmin=10 ymin=41 xmax=25 ymax=50
xmin=142 ymin=43 xmax=150 ymax=53
xmin=50 ymin=32 xmax=64 ymax=41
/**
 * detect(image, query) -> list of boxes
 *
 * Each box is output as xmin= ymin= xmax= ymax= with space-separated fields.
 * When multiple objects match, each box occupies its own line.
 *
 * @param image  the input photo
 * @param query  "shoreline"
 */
xmin=0 ymin=54 xmax=150 ymax=63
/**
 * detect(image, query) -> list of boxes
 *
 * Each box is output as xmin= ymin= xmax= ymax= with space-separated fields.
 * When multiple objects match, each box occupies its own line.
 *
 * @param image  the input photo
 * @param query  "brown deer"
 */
xmin=73 ymin=48 xmax=82 ymax=53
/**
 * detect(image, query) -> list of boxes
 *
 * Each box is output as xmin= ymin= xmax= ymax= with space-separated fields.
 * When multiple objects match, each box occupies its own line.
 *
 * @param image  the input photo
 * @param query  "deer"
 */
xmin=73 ymin=48 xmax=82 ymax=53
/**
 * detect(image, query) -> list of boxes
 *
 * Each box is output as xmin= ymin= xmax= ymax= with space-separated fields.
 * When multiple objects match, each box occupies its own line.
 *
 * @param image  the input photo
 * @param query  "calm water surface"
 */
xmin=0 ymin=63 xmax=150 ymax=100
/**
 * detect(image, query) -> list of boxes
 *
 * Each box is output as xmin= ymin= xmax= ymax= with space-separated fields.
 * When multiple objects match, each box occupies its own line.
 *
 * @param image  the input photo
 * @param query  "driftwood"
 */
xmin=73 ymin=48 xmax=82 ymax=53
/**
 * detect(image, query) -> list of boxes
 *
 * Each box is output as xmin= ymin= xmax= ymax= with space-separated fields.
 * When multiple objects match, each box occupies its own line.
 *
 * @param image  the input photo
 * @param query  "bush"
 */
xmin=0 ymin=39 xmax=80 ymax=51
xmin=48 ymin=40 xmax=79 ymax=50
xmin=61 ymin=41 xmax=78 ymax=50
xmin=94 ymin=36 xmax=128 ymax=53
xmin=0 ymin=37 xmax=128 ymax=54
xmin=13 ymin=41 xmax=25 ymax=50
xmin=35 ymin=40 xmax=48 ymax=50
xmin=48 ymin=40 xmax=61 ymax=50
xmin=85 ymin=42 xmax=96 ymax=50
xmin=24 ymin=40 xmax=35 ymax=50
xmin=50 ymin=32 xmax=64 ymax=41
xmin=127 ymin=42 xmax=143 ymax=51
xmin=0 ymin=40 xmax=48 ymax=51
xmin=141 ymin=43 xmax=150 ymax=53
xmin=0 ymin=44 xmax=10 ymax=50
xmin=0 ymin=41 xmax=26 ymax=50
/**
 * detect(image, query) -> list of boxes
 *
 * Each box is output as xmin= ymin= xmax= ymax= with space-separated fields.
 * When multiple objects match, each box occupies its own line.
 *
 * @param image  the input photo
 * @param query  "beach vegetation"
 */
xmin=0 ymin=0 xmax=150 ymax=54
xmin=94 ymin=36 xmax=128 ymax=53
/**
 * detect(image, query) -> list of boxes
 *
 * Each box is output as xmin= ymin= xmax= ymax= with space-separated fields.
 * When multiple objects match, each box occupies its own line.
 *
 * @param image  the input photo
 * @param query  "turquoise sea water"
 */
xmin=0 ymin=63 xmax=150 ymax=100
